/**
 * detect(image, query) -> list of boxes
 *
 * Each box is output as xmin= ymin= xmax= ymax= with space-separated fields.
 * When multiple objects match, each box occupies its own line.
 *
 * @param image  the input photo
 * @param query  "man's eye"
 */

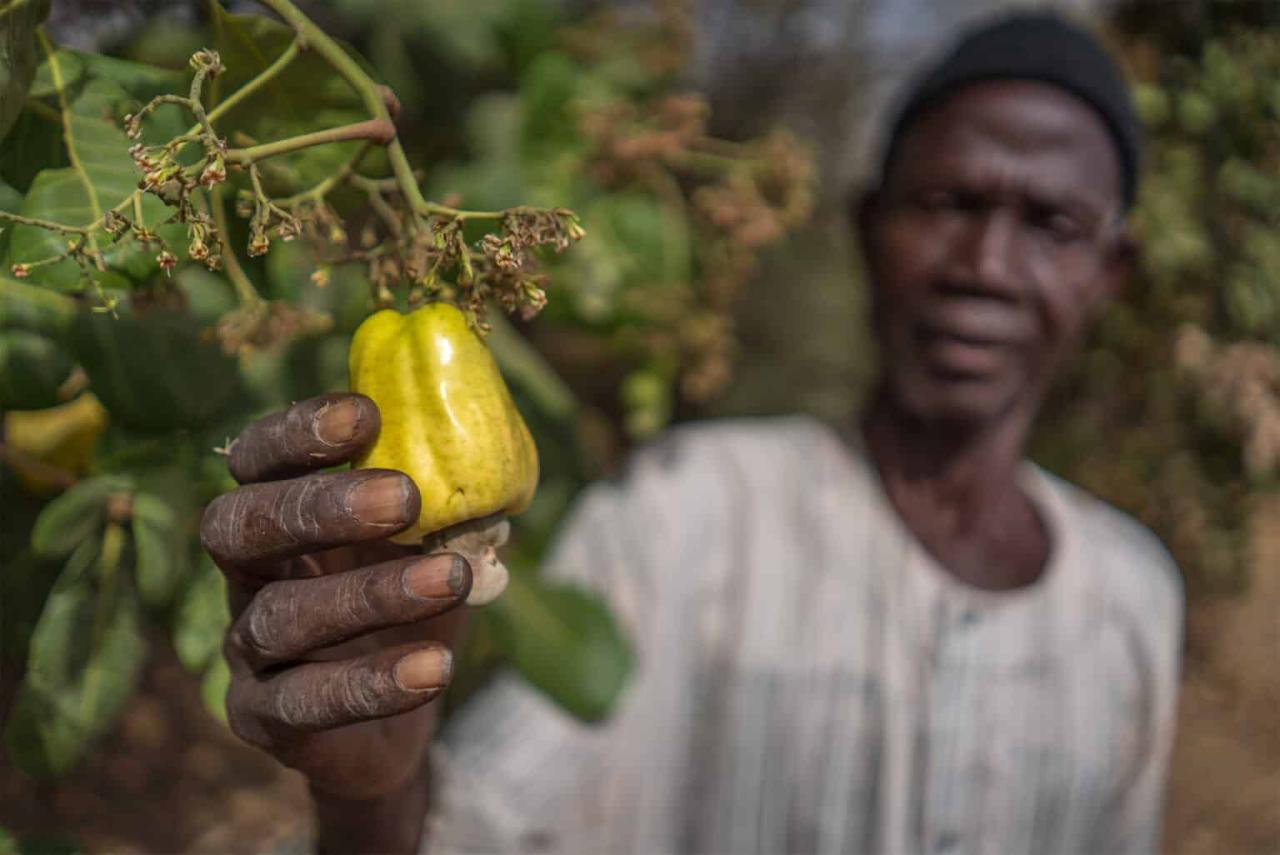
xmin=914 ymin=190 xmax=975 ymax=214
xmin=1028 ymin=208 xmax=1084 ymax=243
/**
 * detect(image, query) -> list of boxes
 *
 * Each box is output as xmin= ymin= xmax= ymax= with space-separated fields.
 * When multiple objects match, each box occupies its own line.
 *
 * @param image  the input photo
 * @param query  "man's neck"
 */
xmin=860 ymin=389 xmax=1050 ymax=591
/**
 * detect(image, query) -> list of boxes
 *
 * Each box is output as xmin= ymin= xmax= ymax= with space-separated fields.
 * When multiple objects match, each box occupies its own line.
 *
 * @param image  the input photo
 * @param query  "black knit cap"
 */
xmin=881 ymin=11 xmax=1141 ymax=208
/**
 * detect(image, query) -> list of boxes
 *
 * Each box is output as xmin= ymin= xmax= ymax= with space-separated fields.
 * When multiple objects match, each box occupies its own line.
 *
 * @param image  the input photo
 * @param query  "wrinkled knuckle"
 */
xmin=332 ymin=566 xmax=382 ymax=629
xmin=269 ymin=687 xmax=307 ymax=730
xmin=238 ymin=590 xmax=288 ymax=665
xmin=280 ymin=477 xmax=324 ymax=543
xmin=339 ymin=661 xmax=393 ymax=720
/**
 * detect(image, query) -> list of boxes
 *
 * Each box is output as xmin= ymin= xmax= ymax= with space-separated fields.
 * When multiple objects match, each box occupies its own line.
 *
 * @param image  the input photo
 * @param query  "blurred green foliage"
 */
xmin=1033 ymin=25 xmax=1280 ymax=594
xmin=0 ymin=0 xmax=811 ymax=779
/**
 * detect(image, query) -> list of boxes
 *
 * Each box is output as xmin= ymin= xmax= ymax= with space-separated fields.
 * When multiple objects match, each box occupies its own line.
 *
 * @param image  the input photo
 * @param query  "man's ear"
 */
xmin=1093 ymin=222 xmax=1138 ymax=307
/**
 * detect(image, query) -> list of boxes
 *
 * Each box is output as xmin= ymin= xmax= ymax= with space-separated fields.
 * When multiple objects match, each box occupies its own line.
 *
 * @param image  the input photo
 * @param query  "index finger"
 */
xmin=201 ymin=469 xmax=418 ymax=571
xmin=229 ymin=393 xmax=380 ymax=485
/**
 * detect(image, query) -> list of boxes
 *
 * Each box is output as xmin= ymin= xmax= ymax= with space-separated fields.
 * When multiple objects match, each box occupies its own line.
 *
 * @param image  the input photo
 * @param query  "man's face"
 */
xmin=861 ymin=80 xmax=1131 ymax=428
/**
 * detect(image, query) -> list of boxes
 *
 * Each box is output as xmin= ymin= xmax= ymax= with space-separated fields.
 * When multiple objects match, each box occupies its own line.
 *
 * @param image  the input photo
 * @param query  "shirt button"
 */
xmin=934 ymin=830 xmax=961 ymax=852
xmin=521 ymin=830 xmax=556 ymax=851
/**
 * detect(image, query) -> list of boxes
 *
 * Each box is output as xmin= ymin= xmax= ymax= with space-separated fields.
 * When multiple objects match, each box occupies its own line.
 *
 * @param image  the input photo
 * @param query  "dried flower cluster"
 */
xmin=6 ymin=45 xmax=584 ymax=347
xmin=577 ymin=91 xmax=814 ymax=404
xmin=309 ymin=192 xmax=584 ymax=332
xmin=560 ymin=0 xmax=695 ymax=81
xmin=214 ymin=299 xmax=333 ymax=354
xmin=1176 ymin=325 xmax=1280 ymax=477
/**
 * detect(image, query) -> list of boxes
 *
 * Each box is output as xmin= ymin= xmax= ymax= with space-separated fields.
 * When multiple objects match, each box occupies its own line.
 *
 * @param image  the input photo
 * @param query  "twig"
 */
xmin=0 ymin=211 xmax=87 ymax=234
xmin=226 ymin=118 xmax=395 ymax=165
xmin=255 ymin=0 xmax=432 ymax=217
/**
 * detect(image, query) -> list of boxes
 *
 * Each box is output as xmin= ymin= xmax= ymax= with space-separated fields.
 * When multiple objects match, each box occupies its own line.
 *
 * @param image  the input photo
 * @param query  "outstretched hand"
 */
xmin=201 ymin=392 xmax=471 ymax=802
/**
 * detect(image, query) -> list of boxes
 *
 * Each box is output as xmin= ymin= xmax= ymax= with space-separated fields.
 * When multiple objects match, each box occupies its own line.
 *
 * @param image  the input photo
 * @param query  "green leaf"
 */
xmin=0 ymin=328 xmax=73 ymax=409
xmin=0 ymin=825 xmax=14 ymax=853
xmin=590 ymin=192 xmax=692 ymax=292
xmin=200 ymin=654 xmax=230 ymax=725
xmin=129 ymin=492 xmax=186 ymax=609
xmin=30 ymin=475 xmax=123 ymax=558
xmin=174 ymin=265 xmax=236 ymax=325
xmin=0 ymin=175 xmax=18 ymax=208
xmin=0 ymin=275 xmax=77 ymax=336
xmin=0 ymin=548 xmax=61 ymax=667
xmin=0 ymin=104 xmax=67 ymax=192
xmin=520 ymin=51 xmax=581 ymax=155
xmin=32 ymin=48 xmax=183 ymax=104
xmin=0 ymin=0 xmax=51 ymax=142
xmin=546 ymin=193 xmax=693 ymax=327
xmin=0 ymin=467 xmax=47 ymax=562
xmin=8 ymin=65 xmax=175 ymax=289
xmin=334 ymin=0 xmax=553 ymax=72
xmin=486 ymin=313 xmax=578 ymax=423
xmin=428 ymin=94 xmax=527 ymax=209
xmin=206 ymin=5 xmax=370 ymax=189
xmin=173 ymin=552 xmax=229 ymax=673
xmin=4 ymin=534 xmax=147 ymax=776
xmin=70 ymin=309 xmax=243 ymax=431
xmin=263 ymin=241 xmax=370 ymax=332
xmin=27 ymin=48 xmax=189 ymax=155
xmin=488 ymin=573 xmax=633 ymax=722
xmin=0 ymin=176 xmax=19 ymax=259
xmin=12 ymin=833 xmax=82 ymax=855
xmin=26 ymin=45 xmax=83 ymax=99
xmin=282 ymin=332 xmax=355 ymax=403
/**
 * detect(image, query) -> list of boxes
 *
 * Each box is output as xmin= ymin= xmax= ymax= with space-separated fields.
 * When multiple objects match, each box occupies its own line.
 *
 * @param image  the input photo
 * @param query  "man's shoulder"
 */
xmin=625 ymin=413 xmax=841 ymax=483
xmin=1036 ymin=468 xmax=1185 ymax=616
xmin=582 ymin=413 xmax=854 ymax=533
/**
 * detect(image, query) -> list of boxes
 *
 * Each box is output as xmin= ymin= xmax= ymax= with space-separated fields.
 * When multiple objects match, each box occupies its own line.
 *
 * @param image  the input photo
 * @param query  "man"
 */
xmin=201 ymin=12 xmax=1183 ymax=854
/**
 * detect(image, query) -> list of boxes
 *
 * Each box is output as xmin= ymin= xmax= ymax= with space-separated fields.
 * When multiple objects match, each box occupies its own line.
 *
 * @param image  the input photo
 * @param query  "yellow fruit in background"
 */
xmin=348 ymin=304 xmax=539 ymax=604
xmin=4 ymin=393 xmax=109 ymax=495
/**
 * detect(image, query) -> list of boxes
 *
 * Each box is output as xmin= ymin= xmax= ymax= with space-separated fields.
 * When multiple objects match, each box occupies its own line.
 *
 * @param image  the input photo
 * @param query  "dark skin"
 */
xmin=858 ymin=80 xmax=1134 ymax=589
xmin=200 ymin=80 xmax=1136 ymax=852
xmin=200 ymin=393 xmax=471 ymax=852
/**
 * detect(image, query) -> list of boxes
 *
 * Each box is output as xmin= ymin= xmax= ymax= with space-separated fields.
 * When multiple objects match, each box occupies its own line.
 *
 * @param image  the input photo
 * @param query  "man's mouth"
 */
xmin=914 ymin=324 xmax=1020 ymax=377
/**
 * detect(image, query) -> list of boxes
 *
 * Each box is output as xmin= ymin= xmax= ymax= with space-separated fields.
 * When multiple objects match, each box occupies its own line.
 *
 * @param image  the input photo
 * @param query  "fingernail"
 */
xmin=347 ymin=474 xmax=412 ymax=526
xmin=314 ymin=399 xmax=361 ymax=445
xmin=394 ymin=648 xmax=452 ymax=691
xmin=403 ymin=554 xmax=469 ymax=599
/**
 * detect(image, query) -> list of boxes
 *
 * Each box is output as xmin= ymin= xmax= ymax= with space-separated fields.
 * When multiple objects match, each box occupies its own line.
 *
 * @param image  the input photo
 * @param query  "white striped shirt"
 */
xmin=427 ymin=415 xmax=1183 ymax=855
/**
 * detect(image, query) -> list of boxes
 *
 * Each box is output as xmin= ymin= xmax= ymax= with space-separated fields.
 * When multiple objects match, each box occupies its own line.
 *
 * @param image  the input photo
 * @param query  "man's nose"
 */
xmin=948 ymin=209 xmax=1024 ymax=300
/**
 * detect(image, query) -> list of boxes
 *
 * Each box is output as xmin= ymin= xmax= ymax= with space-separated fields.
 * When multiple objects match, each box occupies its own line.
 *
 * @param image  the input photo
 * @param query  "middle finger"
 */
xmin=227 ymin=552 xmax=472 ymax=671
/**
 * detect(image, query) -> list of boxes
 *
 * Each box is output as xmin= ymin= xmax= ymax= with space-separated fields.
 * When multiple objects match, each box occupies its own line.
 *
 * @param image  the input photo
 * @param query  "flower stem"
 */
xmin=187 ymin=65 xmax=220 ymax=142
xmin=0 ymin=211 xmax=87 ymax=234
xmin=225 ymin=118 xmax=395 ymax=165
xmin=210 ymin=187 xmax=262 ymax=306
xmin=255 ymin=0 xmax=433 ymax=216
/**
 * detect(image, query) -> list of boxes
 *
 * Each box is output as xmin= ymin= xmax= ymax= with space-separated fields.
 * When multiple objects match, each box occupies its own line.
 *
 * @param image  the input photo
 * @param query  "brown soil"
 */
xmin=1 ymin=504 xmax=1277 ymax=854
xmin=0 ymin=655 xmax=311 ymax=853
